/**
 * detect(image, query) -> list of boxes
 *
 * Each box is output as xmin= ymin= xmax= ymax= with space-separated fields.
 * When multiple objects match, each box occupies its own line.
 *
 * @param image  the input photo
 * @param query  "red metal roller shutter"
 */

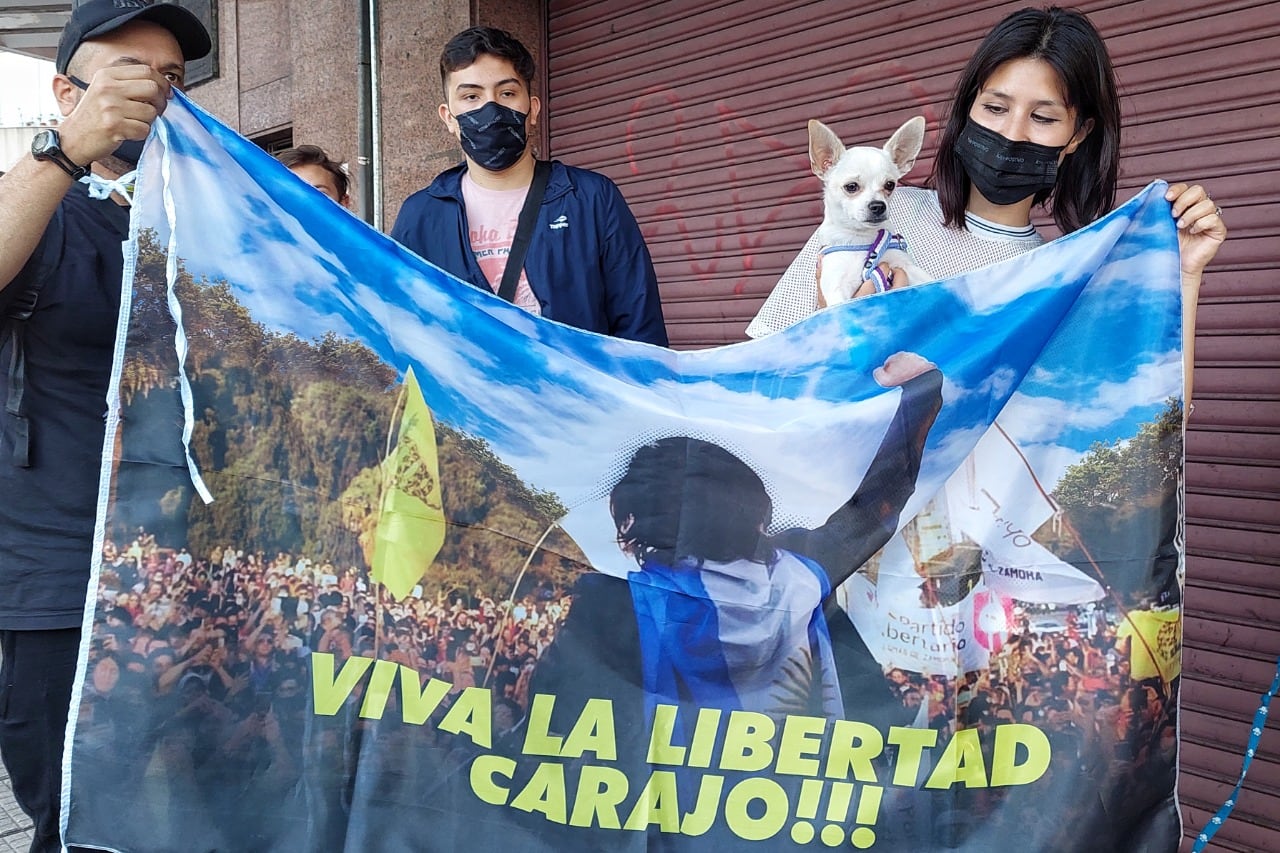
xmin=1097 ymin=4 xmax=1280 ymax=851
xmin=548 ymin=1 xmax=1280 ymax=849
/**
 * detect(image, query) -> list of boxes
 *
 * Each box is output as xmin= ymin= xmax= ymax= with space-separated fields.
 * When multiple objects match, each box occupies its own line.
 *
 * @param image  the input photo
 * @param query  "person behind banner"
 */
xmin=389 ymin=26 xmax=668 ymax=345
xmin=746 ymin=6 xmax=1225 ymax=408
xmin=0 ymin=3 xmax=211 ymax=850
xmin=275 ymin=144 xmax=352 ymax=208
xmin=533 ymin=352 xmax=943 ymax=752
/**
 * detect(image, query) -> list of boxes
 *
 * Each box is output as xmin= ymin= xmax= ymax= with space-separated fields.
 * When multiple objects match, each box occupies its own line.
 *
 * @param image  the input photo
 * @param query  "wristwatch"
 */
xmin=30 ymin=128 xmax=90 ymax=180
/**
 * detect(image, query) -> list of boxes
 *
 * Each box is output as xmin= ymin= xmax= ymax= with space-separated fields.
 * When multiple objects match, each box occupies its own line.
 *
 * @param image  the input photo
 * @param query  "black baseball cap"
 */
xmin=56 ymin=0 xmax=212 ymax=75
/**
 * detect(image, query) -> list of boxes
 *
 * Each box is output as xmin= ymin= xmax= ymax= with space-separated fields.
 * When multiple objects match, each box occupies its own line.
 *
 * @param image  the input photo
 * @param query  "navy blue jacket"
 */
xmin=390 ymin=160 xmax=668 ymax=346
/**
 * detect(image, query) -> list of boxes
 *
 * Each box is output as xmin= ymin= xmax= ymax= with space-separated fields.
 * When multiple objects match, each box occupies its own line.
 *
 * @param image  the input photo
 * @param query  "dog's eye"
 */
xmin=843 ymin=182 xmax=861 ymax=194
xmin=885 ymin=180 xmax=896 ymax=192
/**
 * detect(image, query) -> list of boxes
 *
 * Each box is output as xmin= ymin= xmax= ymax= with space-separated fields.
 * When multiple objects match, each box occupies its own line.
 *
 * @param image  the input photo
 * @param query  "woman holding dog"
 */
xmin=748 ymin=4 xmax=1226 ymax=406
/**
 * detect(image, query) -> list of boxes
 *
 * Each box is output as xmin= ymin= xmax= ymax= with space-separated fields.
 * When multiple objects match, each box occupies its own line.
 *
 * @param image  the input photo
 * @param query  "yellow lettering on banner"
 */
xmin=887 ymin=727 xmax=939 ymax=787
xmin=646 ymin=704 xmax=686 ymax=765
xmin=438 ymin=687 xmax=492 ymax=748
xmin=310 ymin=652 xmax=373 ymax=716
xmin=719 ymin=711 xmax=776 ymax=772
xmin=523 ymin=694 xmax=564 ymax=756
xmin=358 ymin=659 xmax=399 ymax=719
xmin=679 ymin=775 xmax=725 ymax=837
xmin=825 ymin=720 xmax=884 ymax=782
xmin=469 ymin=754 xmax=515 ymax=806
xmin=990 ymin=724 xmax=1051 ymax=786
xmin=510 ymin=762 xmax=568 ymax=825
xmin=462 ymin=713 xmax=1050 ymax=835
xmin=568 ymin=765 xmax=630 ymax=829
xmin=399 ymin=671 xmax=452 ymax=725
xmin=562 ymin=698 xmax=617 ymax=761
xmin=925 ymin=728 xmax=987 ymax=789
xmin=723 ymin=778 xmax=788 ymax=841
xmin=623 ymin=771 xmax=681 ymax=833
xmin=688 ymin=708 xmax=722 ymax=768
xmin=776 ymin=715 xmax=826 ymax=776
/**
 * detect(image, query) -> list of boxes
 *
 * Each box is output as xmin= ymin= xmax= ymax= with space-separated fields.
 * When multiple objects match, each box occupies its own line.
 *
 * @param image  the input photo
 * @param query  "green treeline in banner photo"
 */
xmin=110 ymin=231 xmax=587 ymax=603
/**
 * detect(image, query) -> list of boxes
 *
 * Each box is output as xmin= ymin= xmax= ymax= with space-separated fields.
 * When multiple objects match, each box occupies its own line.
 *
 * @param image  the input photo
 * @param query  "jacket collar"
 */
xmin=427 ymin=159 xmax=572 ymax=203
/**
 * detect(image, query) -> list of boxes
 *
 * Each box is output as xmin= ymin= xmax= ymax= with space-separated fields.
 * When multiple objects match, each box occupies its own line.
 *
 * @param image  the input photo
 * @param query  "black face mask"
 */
xmin=454 ymin=101 xmax=529 ymax=172
xmin=954 ymin=119 xmax=1067 ymax=205
xmin=68 ymin=76 xmax=146 ymax=167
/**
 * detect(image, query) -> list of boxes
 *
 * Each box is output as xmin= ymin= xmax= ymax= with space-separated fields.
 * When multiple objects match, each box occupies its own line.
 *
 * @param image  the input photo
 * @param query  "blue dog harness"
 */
xmin=818 ymin=229 xmax=910 ymax=293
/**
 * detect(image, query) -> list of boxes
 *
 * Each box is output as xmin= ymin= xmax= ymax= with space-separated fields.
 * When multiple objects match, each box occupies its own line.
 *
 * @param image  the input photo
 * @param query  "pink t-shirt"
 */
xmin=460 ymin=172 xmax=542 ymax=316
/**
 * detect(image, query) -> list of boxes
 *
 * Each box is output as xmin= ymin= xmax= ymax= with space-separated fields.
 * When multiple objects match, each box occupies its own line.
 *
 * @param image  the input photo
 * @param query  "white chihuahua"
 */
xmin=809 ymin=116 xmax=933 ymax=307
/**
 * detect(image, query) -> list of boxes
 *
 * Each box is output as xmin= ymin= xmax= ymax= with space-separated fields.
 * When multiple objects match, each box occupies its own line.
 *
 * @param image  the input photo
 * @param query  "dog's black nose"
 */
xmin=869 ymin=200 xmax=887 ymax=217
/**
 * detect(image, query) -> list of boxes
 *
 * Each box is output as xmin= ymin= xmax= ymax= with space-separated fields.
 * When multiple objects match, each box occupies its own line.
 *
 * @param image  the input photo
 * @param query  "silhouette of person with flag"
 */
xmin=533 ymin=352 xmax=943 ymax=751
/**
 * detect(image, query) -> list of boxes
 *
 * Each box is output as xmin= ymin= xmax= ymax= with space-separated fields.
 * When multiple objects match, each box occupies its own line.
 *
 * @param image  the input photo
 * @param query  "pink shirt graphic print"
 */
xmin=460 ymin=172 xmax=542 ymax=316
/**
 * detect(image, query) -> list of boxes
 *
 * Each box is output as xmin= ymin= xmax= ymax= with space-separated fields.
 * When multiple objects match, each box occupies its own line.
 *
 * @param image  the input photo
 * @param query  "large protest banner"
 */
xmin=64 ymin=93 xmax=1186 ymax=852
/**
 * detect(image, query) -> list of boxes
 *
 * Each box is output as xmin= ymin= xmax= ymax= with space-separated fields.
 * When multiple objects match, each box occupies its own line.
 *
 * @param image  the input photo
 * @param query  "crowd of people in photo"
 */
xmin=85 ymin=527 xmax=575 ymax=719
xmin=72 ymin=501 xmax=1181 ymax=851
xmin=76 ymin=526 xmax=575 ymax=838
xmin=84 ymin=525 xmax=1177 ymax=774
xmin=887 ymin=601 xmax=1178 ymax=760
xmin=874 ymin=599 xmax=1179 ymax=847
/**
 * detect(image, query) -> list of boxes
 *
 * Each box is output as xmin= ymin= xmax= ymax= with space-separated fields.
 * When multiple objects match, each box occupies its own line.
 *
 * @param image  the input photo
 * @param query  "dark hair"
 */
xmin=931 ymin=6 xmax=1120 ymax=233
xmin=609 ymin=437 xmax=773 ymax=567
xmin=275 ymin=145 xmax=350 ymax=201
xmin=440 ymin=26 xmax=535 ymax=95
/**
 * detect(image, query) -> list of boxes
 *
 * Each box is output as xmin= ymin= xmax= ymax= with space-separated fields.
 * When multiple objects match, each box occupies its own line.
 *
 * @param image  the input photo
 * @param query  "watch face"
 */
xmin=31 ymin=128 xmax=60 ymax=158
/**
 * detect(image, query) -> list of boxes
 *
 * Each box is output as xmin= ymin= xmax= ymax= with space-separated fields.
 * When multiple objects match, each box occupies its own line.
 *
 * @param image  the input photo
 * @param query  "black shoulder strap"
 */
xmin=4 ymin=322 xmax=30 ymax=467
xmin=3 ymin=205 xmax=64 ymax=468
xmin=496 ymin=160 xmax=552 ymax=303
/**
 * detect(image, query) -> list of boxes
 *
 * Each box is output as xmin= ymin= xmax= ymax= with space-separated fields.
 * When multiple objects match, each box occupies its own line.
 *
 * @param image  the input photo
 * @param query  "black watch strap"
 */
xmin=46 ymin=155 xmax=90 ymax=181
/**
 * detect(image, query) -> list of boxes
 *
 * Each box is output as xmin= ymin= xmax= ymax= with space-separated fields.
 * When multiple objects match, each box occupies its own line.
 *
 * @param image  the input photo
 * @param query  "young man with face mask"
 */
xmin=0 ymin=3 xmax=210 ymax=849
xmin=390 ymin=27 xmax=668 ymax=346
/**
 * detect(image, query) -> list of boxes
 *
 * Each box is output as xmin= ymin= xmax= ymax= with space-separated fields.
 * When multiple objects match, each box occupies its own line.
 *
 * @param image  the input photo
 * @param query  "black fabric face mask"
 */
xmin=954 ymin=119 xmax=1067 ymax=205
xmin=68 ymin=75 xmax=146 ymax=167
xmin=454 ymin=101 xmax=529 ymax=172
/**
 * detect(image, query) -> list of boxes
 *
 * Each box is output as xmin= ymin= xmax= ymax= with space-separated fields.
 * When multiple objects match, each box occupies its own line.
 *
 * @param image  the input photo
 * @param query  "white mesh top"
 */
xmin=745 ymin=186 xmax=1044 ymax=338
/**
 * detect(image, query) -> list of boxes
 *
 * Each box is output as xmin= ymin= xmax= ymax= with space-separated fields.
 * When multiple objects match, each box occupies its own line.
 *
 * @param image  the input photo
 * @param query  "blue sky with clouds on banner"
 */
xmin=131 ymin=93 xmax=1181 ymax=576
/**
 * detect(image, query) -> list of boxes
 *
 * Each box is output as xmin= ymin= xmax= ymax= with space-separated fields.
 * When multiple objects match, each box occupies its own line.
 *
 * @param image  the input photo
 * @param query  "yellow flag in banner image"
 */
xmin=371 ymin=368 xmax=447 ymax=599
xmin=1116 ymin=607 xmax=1182 ymax=683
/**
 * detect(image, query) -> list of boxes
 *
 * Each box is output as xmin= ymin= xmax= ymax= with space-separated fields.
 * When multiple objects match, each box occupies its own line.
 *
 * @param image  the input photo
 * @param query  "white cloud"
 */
xmin=1016 ymin=442 xmax=1087 ymax=496
xmin=999 ymin=349 xmax=1181 ymax=445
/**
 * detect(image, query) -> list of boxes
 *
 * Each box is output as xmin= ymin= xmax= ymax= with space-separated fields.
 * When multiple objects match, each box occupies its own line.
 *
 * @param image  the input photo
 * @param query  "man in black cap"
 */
xmin=0 ymin=3 xmax=209 ymax=850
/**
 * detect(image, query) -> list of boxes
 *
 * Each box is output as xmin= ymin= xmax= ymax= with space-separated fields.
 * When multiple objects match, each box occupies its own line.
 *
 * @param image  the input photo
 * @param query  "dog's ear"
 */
xmin=808 ymin=120 xmax=845 ymax=179
xmin=884 ymin=116 xmax=927 ymax=175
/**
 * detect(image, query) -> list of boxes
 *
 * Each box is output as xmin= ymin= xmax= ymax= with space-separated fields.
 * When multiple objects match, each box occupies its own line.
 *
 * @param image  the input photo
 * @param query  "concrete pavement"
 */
xmin=0 ymin=767 xmax=34 ymax=852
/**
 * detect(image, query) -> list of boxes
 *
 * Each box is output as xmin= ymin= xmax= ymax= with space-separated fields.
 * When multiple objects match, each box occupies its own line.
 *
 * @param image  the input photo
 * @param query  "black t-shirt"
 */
xmin=0 ymin=181 xmax=129 ymax=629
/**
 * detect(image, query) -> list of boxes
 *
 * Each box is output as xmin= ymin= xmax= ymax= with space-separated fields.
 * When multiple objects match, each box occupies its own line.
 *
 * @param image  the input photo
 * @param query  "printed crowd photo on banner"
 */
xmin=63 ymin=92 xmax=1186 ymax=853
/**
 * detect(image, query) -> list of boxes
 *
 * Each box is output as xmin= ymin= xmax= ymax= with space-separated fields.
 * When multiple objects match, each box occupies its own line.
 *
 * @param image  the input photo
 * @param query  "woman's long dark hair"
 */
xmin=932 ymin=6 xmax=1121 ymax=233
xmin=610 ymin=437 xmax=773 ymax=567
